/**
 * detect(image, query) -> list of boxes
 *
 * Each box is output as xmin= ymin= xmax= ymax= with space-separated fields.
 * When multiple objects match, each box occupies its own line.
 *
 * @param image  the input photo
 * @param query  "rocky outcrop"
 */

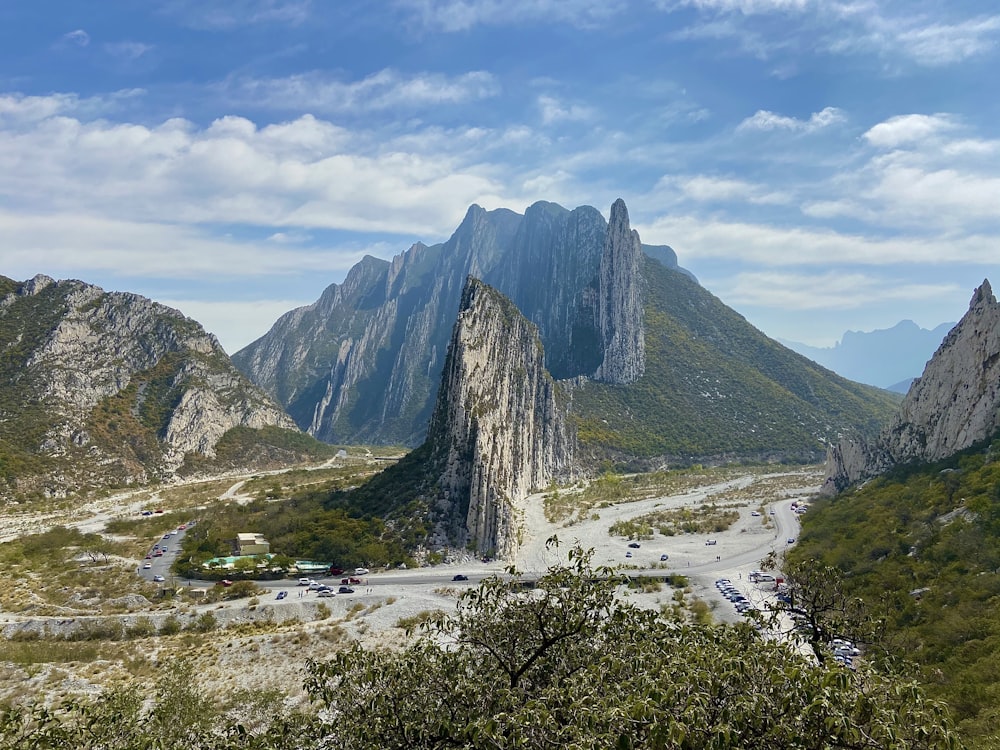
xmin=234 ymin=199 xmax=676 ymax=445
xmin=594 ymin=198 xmax=645 ymax=384
xmin=825 ymin=280 xmax=1000 ymax=492
xmin=426 ymin=277 xmax=575 ymax=557
xmin=0 ymin=275 xmax=298 ymax=497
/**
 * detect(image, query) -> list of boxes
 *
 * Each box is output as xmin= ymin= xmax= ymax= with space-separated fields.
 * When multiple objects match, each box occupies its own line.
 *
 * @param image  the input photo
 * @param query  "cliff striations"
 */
xmin=0 ymin=275 xmax=300 ymax=499
xmin=234 ymin=199 xmax=686 ymax=445
xmin=825 ymin=280 xmax=1000 ymax=492
xmin=425 ymin=277 xmax=575 ymax=557
xmin=594 ymin=198 xmax=645 ymax=384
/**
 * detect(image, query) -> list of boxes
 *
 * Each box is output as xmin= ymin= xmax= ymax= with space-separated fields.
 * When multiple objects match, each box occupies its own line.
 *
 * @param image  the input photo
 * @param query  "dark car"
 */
xmin=659 ymin=554 xmax=669 ymax=561
xmin=338 ymin=586 xmax=355 ymax=594
xmin=328 ymin=568 xmax=344 ymax=576
xmin=276 ymin=590 xmax=287 ymax=600
xmin=627 ymin=542 xmax=641 ymax=549
xmin=452 ymin=574 xmax=469 ymax=581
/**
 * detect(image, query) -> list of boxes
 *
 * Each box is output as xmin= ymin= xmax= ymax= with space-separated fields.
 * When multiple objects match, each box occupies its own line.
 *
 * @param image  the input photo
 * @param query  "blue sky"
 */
xmin=2 ymin=0 xmax=998 ymax=354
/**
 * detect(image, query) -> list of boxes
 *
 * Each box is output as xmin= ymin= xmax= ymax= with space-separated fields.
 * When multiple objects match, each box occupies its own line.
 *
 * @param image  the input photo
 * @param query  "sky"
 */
xmin=1 ymin=0 xmax=998 ymax=354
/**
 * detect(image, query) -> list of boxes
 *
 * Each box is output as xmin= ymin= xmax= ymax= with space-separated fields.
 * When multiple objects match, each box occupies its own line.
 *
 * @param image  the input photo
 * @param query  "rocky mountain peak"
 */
xmin=594 ymin=198 xmax=645 ymax=384
xmin=426 ymin=276 xmax=575 ymax=558
xmin=825 ymin=279 xmax=1000 ymax=491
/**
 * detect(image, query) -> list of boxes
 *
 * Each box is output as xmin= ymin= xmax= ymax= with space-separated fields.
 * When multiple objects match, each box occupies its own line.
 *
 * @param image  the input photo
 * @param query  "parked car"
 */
xmin=354 ymin=568 xmax=370 ymax=576
xmin=705 ymin=539 xmax=717 ymax=546
xmin=750 ymin=511 xmax=761 ymax=517
xmin=660 ymin=554 xmax=669 ymax=561
xmin=298 ymin=578 xmax=312 ymax=586
xmin=627 ymin=542 xmax=641 ymax=549
xmin=217 ymin=579 xmax=233 ymax=586
xmin=142 ymin=562 xmax=152 ymax=569
xmin=317 ymin=589 xmax=335 ymax=597
xmin=276 ymin=590 xmax=287 ymax=600
xmin=152 ymin=575 xmax=165 ymax=582
xmin=452 ymin=574 xmax=469 ymax=581
xmin=338 ymin=586 xmax=355 ymax=594
xmin=787 ymin=538 xmax=796 ymax=544
xmin=328 ymin=568 xmax=344 ymax=576
xmin=141 ymin=510 xmax=153 ymax=516
xmin=625 ymin=551 xmax=633 ymax=558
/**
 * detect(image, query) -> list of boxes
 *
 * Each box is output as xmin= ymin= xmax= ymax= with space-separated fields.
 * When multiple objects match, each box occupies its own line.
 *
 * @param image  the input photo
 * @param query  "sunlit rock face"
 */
xmin=826 ymin=280 xmax=1000 ymax=492
xmin=426 ymin=277 xmax=575 ymax=558
xmin=1 ymin=274 xmax=296 ymax=496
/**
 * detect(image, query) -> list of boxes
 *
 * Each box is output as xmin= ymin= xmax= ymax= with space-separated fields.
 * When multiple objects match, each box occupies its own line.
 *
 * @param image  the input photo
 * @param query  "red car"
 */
xmin=341 ymin=577 xmax=362 ymax=585
xmin=217 ymin=579 xmax=233 ymax=587
xmin=328 ymin=568 xmax=344 ymax=576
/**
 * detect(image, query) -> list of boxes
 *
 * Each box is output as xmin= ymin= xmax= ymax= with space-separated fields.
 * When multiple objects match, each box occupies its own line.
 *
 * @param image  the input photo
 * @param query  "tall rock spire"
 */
xmin=594 ymin=198 xmax=645 ymax=384
xmin=426 ymin=277 xmax=575 ymax=558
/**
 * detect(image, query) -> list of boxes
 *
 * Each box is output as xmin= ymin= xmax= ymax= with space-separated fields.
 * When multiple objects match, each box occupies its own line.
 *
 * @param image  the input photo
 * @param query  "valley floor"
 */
xmin=0 ymin=461 xmax=822 ymax=706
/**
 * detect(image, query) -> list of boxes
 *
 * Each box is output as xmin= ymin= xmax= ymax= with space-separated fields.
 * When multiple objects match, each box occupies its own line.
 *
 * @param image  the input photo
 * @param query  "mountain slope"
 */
xmin=235 ymin=199 xmax=893 ymax=462
xmin=0 ymin=275 xmax=318 ymax=501
xmin=569 ymin=257 xmax=900 ymax=466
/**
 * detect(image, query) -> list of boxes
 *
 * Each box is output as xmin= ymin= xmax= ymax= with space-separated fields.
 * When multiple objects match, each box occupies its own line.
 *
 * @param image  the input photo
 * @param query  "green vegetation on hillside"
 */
xmin=571 ymin=261 xmax=899 ymax=464
xmin=790 ymin=433 xmax=1000 ymax=747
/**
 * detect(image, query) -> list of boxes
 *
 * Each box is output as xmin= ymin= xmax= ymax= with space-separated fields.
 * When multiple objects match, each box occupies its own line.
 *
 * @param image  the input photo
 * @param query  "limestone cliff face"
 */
xmin=826 ymin=280 xmax=1000 ymax=491
xmin=235 ymin=199 xmax=670 ymax=445
xmin=0 ymin=275 xmax=296 ymax=497
xmin=594 ymin=198 xmax=645 ymax=384
xmin=426 ymin=277 xmax=575 ymax=558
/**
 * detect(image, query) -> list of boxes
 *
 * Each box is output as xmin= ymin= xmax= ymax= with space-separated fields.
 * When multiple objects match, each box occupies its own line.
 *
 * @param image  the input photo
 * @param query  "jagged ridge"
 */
xmin=0 ymin=274 xmax=302 ymax=500
xmin=825 ymin=280 xmax=1000 ymax=491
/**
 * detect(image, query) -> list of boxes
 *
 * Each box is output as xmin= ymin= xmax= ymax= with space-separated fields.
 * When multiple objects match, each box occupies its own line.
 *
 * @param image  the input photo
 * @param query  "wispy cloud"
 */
xmin=160 ymin=0 xmax=312 ymax=29
xmin=224 ymin=69 xmax=500 ymax=113
xmin=656 ymin=174 xmax=791 ymax=205
xmin=716 ymin=269 xmax=959 ymax=311
xmin=395 ymin=0 xmax=627 ymax=31
xmin=537 ymin=95 xmax=593 ymax=124
xmin=62 ymin=29 xmax=90 ymax=47
xmin=104 ymin=42 xmax=154 ymax=61
xmin=737 ymin=106 xmax=845 ymax=132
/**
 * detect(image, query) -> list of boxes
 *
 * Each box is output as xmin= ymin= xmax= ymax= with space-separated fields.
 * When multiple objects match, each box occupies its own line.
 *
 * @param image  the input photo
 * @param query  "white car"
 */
xmin=142 ymin=562 xmax=152 ymax=569
xmin=354 ymin=568 xmax=370 ymax=576
xmin=298 ymin=578 xmax=312 ymax=586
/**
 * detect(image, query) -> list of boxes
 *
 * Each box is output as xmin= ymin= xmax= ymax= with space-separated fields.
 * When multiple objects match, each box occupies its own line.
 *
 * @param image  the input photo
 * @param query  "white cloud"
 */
xmin=161 ymin=0 xmax=312 ymax=29
xmin=639 ymin=213 xmax=1000 ymax=266
xmin=659 ymin=174 xmax=791 ymax=205
xmin=225 ymin=69 xmax=499 ymax=113
xmin=862 ymin=113 xmax=957 ymax=148
xmin=537 ymin=95 xmax=593 ymax=124
xmin=664 ymin=0 xmax=810 ymax=14
xmin=63 ymin=29 xmax=90 ymax=46
xmin=395 ymin=0 xmax=627 ymax=31
xmin=104 ymin=42 xmax=154 ymax=61
xmin=155 ymin=298 xmax=315 ymax=353
xmin=737 ymin=106 xmax=845 ymax=132
xmin=715 ymin=270 xmax=958 ymax=312
xmin=896 ymin=15 xmax=1000 ymax=66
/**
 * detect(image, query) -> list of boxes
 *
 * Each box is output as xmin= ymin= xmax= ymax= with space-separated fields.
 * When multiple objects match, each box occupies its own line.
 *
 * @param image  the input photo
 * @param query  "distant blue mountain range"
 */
xmin=781 ymin=320 xmax=954 ymax=393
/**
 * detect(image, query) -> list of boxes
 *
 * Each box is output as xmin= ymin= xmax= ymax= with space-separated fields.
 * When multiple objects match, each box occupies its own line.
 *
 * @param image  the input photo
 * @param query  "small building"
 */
xmin=235 ymin=532 xmax=270 ymax=556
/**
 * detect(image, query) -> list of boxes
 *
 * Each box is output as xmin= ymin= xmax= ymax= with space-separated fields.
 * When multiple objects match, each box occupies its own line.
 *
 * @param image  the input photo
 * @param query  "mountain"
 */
xmin=782 ymin=320 xmax=953 ymax=390
xmin=235 ymin=199 xmax=897 ymax=462
xmin=825 ymin=280 xmax=1000 ymax=492
xmin=292 ymin=201 xmax=900 ymax=557
xmin=0 ymin=274 xmax=322 ymax=501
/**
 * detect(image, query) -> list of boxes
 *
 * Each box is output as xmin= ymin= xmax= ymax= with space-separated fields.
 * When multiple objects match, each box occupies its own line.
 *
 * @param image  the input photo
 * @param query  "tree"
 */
xmin=306 ymin=543 xmax=961 ymax=749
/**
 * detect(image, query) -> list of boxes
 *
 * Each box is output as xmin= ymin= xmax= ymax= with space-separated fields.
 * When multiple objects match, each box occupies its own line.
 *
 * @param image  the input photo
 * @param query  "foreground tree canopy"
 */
xmin=1 ymin=546 xmax=961 ymax=749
